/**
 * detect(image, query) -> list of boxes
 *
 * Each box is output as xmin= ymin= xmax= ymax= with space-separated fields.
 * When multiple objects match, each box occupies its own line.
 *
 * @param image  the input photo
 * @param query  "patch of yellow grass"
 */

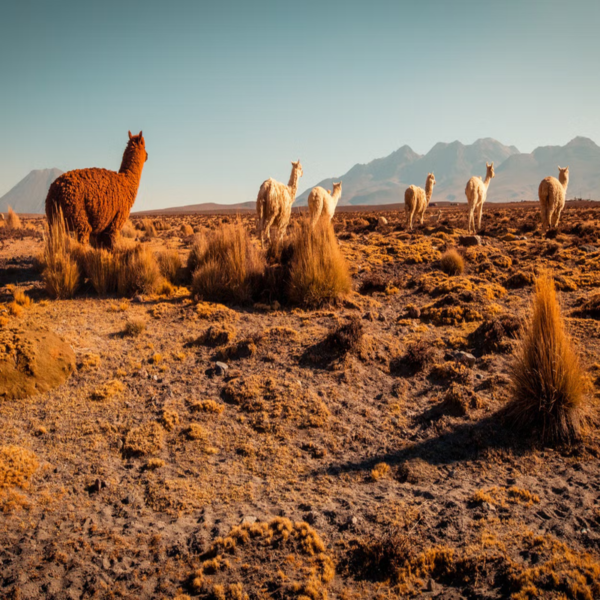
xmin=0 ymin=446 xmax=38 ymax=490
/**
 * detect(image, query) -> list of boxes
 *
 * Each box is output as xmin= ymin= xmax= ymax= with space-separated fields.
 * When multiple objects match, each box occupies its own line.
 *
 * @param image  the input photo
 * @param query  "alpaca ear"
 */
xmin=128 ymin=131 xmax=133 ymax=140
xmin=139 ymin=131 xmax=143 ymax=137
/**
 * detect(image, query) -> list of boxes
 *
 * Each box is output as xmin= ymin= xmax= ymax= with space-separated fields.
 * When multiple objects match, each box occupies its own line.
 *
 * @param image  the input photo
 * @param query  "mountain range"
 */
xmin=0 ymin=168 xmax=63 ymax=214
xmin=296 ymin=136 xmax=600 ymax=206
xmin=2 ymin=137 xmax=599 ymax=214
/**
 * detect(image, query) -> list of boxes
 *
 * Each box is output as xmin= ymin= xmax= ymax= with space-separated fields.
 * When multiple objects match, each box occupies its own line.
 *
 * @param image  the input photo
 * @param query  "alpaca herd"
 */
xmin=256 ymin=159 xmax=571 ymax=244
xmin=42 ymin=131 xmax=571 ymax=249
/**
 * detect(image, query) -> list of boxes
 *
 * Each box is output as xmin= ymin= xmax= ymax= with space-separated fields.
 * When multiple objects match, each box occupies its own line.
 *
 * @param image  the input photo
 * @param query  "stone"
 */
xmin=458 ymin=235 xmax=482 ymax=247
xmin=378 ymin=216 xmax=388 ymax=227
xmin=215 ymin=361 xmax=228 ymax=375
xmin=452 ymin=351 xmax=476 ymax=367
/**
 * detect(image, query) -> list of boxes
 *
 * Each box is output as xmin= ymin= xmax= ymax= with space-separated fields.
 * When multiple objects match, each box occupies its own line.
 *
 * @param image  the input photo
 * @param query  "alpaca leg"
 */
xmin=263 ymin=213 xmax=277 ymax=247
xmin=547 ymin=206 xmax=555 ymax=232
xmin=539 ymin=203 xmax=548 ymax=233
xmin=278 ymin=212 xmax=291 ymax=244
xmin=551 ymin=204 xmax=563 ymax=229
xmin=477 ymin=203 xmax=483 ymax=231
xmin=409 ymin=207 xmax=416 ymax=230
xmin=467 ymin=207 xmax=473 ymax=233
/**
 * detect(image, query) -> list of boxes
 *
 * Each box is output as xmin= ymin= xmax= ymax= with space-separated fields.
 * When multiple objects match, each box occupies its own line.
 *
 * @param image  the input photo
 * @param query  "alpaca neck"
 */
xmin=330 ymin=188 xmax=342 ymax=207
xmin=425 ymin=180 xmax=434 ymax=202
xmin=287 ymin=168 xmax=301 ymax=200
xmin=119 ymin=145 xmax=146 ymax=187
xmin=483 ymin=173 xmax=492 ymax=189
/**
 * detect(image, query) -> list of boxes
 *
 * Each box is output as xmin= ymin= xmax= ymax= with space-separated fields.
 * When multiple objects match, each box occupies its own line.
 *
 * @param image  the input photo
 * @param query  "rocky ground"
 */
xmin=1 ymin=202 xmax=599 ymax=600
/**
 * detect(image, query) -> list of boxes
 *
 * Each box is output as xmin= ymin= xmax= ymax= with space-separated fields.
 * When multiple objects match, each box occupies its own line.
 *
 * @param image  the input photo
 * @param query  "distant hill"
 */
xmin=134 ymin=201 xmax=256 ymax=215
xmin=296 ymin=137 xmax=600 ymax=205
xmin=0 ymin=168 xmax=63 ymax=214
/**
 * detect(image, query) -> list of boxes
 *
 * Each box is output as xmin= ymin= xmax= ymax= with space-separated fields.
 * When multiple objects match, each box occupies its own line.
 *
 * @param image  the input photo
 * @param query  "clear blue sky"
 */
xmin=0 ymin=0 xmax=598 ymax=209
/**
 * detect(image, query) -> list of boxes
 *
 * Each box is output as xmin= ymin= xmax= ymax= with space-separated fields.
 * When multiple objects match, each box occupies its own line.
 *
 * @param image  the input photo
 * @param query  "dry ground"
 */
xmin=1 ymin=202 xmax=600 ymax=599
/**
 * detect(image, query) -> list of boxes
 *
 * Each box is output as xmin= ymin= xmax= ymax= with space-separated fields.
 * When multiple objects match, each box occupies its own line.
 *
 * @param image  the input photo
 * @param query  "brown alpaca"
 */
xmin=539 ymin=166 xmax=569 ymax=233
xmin=308 ymin=182 xmax=342 ymax=228
xmin=465 ymin=162 xmax=495 ymax=233
xmin=404 ymin=173 xmax=436 ymax=230
xmin=256 ymin=160 xmax=303 ymax=247
xmin=45 ymin=131 xmax=148 ymax=248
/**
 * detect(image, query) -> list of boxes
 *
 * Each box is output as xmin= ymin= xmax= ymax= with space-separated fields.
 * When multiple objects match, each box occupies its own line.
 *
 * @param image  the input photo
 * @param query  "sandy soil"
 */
xmin=1 ymin=204 xmax=599 ymax=600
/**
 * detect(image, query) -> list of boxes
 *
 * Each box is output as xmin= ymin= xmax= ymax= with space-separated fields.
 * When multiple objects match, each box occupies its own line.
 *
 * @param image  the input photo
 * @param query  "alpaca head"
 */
xmin=332 ymin=182 xmax=342 ymax=196
xmin=128 ymin=130 xmax=149 ymax=162
xmin=292 ymin=160 xmax=303 ymax=178
xmin=427 ymin=173 xmax=436 ymax=188
xmin=558 ymin=166 xmax=569 ymax=184
xmin=486 ymin=162 xmax=495 ymax=179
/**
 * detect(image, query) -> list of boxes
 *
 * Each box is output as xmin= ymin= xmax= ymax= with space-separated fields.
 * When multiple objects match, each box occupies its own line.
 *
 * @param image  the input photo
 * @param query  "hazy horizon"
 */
xmin=1 ymin=0 xmax=599 ymax=209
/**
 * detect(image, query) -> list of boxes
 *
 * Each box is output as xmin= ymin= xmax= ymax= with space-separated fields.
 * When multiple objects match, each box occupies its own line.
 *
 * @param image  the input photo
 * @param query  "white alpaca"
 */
xmin=308 ymin=182 xmax=342 ymax=227
xmin=256 ymin=160 xmax=303 ymax=247
xmin=404 ymin=173 xmax=436 ymax=230
xmin=538 ymin=166 xmax=569 ymax=233
xmin=465 ymin=162 xmax=495 ymax=233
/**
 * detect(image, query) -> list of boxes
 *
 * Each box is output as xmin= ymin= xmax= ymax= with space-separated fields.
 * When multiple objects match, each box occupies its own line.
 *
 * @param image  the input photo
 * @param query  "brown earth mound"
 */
xmin=0 ymin=326 xmax=75 ymax=400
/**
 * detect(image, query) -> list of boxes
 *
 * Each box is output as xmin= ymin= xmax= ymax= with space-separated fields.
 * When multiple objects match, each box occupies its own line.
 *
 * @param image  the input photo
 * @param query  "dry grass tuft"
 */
xmin=84 ymin=247 xmax=118 ymax=295
xmin=123 ymin=318 xmax=146 ymax=336
xmin=324 ymin=316 xmax=364 ymax=354
xmin=190 ymin=399 xmax=225 ymax=414
xmin=91 ymin=379 xmax=124 ymax=401
xmin=288 ymin=219 xmax=351 ymax=307
xmin=157 ymin=249 xmax=182 ymax=284
xmin=439 ymin=248 xmax=464 ymax=276
xmin=192 ymin=324 xmax=237 ymax=347
xmin=507 ymin=273 xmax=589 ymax=444
xmin=141 ymin=218 xmax=157 ymax=238
xmin=9 ymin=286 xmax=31 ymax=307
xmin=0 ymin=446 xmax=38 ymax=490
xmin=116 ymin=245 xmax=162 ymax=297
xmin=6 ymin=207 xmax=21 ymax=230
xmin=120 ymin=219 xmax=137 ymax=239
xmin=180 ymin=223 xmax=194 ymax=236
xmin=123 ymin=422 xmax=164 ymax=457
xmin=191 ymin=222 xmax=265 ymax=304
xmin=371 ymin=462 xmax=391 ymax=481
xmin=41 ymin=212 xmax=80 ymax=299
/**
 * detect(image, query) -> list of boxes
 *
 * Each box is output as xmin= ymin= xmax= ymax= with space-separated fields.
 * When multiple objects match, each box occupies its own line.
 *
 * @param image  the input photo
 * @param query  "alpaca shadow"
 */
xmin=319 ymin=410 xmax=526 ymax=477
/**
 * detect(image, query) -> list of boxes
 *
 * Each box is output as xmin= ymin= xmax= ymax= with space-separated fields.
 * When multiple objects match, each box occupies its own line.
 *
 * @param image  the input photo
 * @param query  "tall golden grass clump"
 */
xmin=84 ymin=247 xmax=119 ymax=295
xmin=508 ymin=273 xmax=589 ymax=444
xmin=117 ymin=245 xmax=162 ymax=297
xmin=287 ymin=219 xmax=351 ymax=306
xmin=141 ymin=218 xmax=157 ymax=238
xmin=120 ymin=219 xmax=137 ymax=239
xmin=6 ymin=207 xmax=21 ymax=230
xmin=187 ymin=233 xmax=208 ymax=275
xmin=439 ymin=248 xmax=464 ymax=276
xmin=40 ymin=213 xmax=80 ymax=299
xmin=191 ymin=222 xmax=265 ymax=304
xmin=158 ymin=249 xmax=182 ymax=284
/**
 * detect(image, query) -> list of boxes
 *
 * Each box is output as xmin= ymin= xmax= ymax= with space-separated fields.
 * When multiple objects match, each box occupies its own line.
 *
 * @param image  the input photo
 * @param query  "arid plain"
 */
xmin=1 ymin=203 xmax=600 ymax=600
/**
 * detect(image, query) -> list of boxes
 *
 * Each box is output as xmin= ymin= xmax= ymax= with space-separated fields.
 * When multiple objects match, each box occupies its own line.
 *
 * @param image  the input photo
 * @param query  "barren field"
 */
xmin=1 ymin=203 xmax=600 ymax=599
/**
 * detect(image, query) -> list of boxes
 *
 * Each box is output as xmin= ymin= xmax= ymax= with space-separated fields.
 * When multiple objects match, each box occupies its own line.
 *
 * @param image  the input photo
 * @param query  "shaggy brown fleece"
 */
xmin=45 ymin=131 xmax=148 ymax=248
